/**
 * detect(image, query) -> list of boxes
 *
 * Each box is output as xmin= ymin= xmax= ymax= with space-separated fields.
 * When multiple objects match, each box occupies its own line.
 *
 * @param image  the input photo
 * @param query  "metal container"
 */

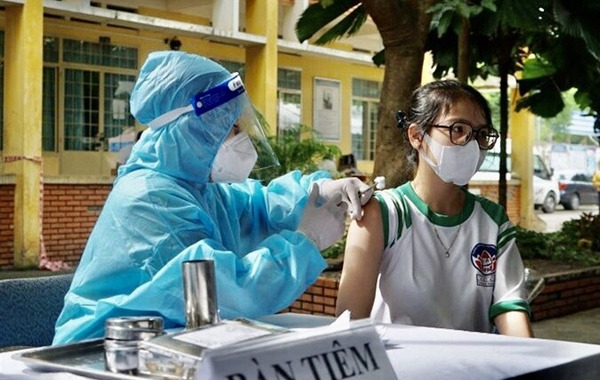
xmin=182 ymin=259 xmax=219 ymax=329
xmin=104 ymin=316 xmax=164 ymax=374
xmin=104 ymin=339 xmax=140 ymax=375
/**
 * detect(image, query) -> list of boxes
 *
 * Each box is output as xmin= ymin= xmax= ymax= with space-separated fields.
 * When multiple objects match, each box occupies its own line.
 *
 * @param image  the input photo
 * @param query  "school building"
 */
xmin=0 ymin=0 xmax=538 ymax=269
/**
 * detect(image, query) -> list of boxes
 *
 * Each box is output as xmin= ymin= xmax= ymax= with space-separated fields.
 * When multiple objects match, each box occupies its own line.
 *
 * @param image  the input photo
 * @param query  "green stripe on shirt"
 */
xmin=375 ymin=192 xmax=391 ymax=247
xmin=498 ymin=225 xmax=516 ymax=250
xmin=489 ymin=299 xmax=531 ymax=321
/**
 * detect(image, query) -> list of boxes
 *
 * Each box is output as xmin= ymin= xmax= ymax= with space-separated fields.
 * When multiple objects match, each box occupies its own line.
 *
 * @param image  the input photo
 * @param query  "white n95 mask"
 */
xmin=420 ymin=133 xmax=484 ymax=186
xmin=210 ymin=131 xmax=258 ymax=183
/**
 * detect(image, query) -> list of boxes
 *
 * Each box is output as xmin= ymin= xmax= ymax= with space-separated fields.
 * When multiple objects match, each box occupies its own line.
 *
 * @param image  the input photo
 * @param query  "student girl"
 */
xmin=336 ymin=80 xmax=534 ymax=337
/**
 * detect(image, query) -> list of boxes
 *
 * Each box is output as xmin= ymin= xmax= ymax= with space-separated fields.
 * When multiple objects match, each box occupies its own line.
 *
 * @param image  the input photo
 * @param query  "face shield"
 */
xmin=146 ymin=72 xmax=280 ymax=174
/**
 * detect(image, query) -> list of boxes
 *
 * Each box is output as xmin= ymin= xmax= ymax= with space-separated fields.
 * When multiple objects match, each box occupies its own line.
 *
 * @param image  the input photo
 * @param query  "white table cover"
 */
xmin=1 ymin=313 xmax=599 ymax=380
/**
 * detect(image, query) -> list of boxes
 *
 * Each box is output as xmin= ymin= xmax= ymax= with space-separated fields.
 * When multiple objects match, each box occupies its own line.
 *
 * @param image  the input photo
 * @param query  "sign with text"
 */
xmin=194 ymin=320 xmax=396 ymax=380
xmin=313 ymin=77 xmax=341 ymax=141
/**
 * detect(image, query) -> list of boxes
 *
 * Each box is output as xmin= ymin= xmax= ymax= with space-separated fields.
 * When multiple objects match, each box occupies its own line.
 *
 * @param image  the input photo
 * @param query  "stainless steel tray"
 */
xmin=12 ymin=339 xmax=144 ymax=380
xmin=12 ymin=318 xmax=293 ymax=380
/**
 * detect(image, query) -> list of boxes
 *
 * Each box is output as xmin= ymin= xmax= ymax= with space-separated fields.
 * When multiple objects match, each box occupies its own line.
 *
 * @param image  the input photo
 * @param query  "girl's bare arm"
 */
xmin=336 ymin=198 xmax=385 ymax=319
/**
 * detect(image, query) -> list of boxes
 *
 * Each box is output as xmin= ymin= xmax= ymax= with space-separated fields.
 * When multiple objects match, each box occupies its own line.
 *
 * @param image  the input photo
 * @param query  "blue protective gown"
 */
xmin=53 ymin=51 xmax=328 ymax=344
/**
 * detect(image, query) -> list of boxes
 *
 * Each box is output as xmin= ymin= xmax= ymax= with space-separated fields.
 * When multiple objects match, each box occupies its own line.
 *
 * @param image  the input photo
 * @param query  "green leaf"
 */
xmin=521 ymin=57 xmax=557 ymax=79
xmin=372 ymin=49 xmax=385 ymax=67
xmin=481 ymin=0 xmax=497 ymax=13
xmin=315 ymin=5 xmax=367 ymax=45
xmin=296 ymin=0 xmax=361 ymax=43
xmin=436 ymin=10 xmax=454 ymax=37
xmin=516 ymin=86 xmax=565 ymax=118
xmin=573 ymin=89 xmax=592 ymax=111
xmin=495 ymin=0 xmax=553 ymax=31
xmin=250 ymin=125 xmax=342 ymax=184
xmin=517 ymin=77 xmax=549 ymax=96
xmin=553 ymin=0 xmax=600 ymax=62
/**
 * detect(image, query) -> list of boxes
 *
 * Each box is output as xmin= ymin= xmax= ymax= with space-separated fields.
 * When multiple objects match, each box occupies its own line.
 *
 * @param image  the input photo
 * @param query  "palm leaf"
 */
xmin=296 ymin=0 xmax=361 ymax=43
xmin=315 ymin=5 xmax=368 ymax=45
xmin=372 ymin=49 xmax=385 ymax=67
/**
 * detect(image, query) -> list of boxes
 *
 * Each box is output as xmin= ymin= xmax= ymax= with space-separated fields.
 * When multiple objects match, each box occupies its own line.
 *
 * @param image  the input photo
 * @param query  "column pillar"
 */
xmin=281 ymin=0 xmax=308 ymax=42
xmin=213 ymin=0 xmax=240 ymax=31
xmin=510 ymin=88 xmax=546 ymax=231
xmin=244 ymin=0 xmax=278 ymax=134
xmin=3 ymin=1 xmax=44 ymax=267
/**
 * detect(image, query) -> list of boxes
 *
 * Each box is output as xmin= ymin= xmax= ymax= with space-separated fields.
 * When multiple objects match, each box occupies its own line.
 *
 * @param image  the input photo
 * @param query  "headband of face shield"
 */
xmin=146 ymin=72 xmax=280 ymax=174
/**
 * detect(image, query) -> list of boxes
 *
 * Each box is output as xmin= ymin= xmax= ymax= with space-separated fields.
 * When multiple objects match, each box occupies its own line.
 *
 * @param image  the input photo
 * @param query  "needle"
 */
xmin=359 ymin=184 xmax=375 ymax=197
xmin=359 ymin=176 xmax=385 ymax=197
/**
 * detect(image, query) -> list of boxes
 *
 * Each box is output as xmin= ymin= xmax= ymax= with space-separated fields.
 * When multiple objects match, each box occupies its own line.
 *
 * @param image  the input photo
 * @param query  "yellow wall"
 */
xmin=279 ymin=54 xmax=383 ymax=157
xmin=1 ymin=10 xmax=538 ymax=186
xmin=1 ymin=11 xmax=385 ymax=178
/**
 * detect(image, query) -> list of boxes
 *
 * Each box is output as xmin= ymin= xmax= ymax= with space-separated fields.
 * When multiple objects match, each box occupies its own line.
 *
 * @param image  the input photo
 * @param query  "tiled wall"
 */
xmin=284 ymin=275 xmax=339 ymax=316
xmin=283 ymin=268 xmax=600 ymax=322
xmin=1 ymin=181 xmax=519 ymax=267
xmin=3 ymin=179 xmax=598 ymax=323
xmin=530 ymin=267 xmax=600 ymax=321
xmin=0 ymin=182 xmax=111 ymax=269
xmin=41 ymin=184 xmax=110 ymax=265
xmin=0 ymin=185 xmax=14 ymax=268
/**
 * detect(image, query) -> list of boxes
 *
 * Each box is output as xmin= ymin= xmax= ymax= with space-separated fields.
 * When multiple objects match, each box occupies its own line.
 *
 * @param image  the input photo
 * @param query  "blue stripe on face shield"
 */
xmin=191 ymin=73 xmax=245 ymax=116
xmin=146 ymin=73 xmax=245 ymax=129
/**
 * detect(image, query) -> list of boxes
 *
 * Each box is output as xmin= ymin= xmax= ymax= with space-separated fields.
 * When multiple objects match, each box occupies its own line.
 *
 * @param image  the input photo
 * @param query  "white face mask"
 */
xmin=210 ymin=132 xmax=258 ymax=183
xmin=420 ymin=133 xmax=486 ymax=186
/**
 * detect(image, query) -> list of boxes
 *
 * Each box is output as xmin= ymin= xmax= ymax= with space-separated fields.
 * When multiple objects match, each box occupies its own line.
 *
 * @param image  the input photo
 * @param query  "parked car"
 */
xmin=555 ymin=172 xmax=597 ymax=210
xmin=471 ymin=139 xmax=560 ymax=213
xmin=532 ymin=154 xmax=559 ymax=214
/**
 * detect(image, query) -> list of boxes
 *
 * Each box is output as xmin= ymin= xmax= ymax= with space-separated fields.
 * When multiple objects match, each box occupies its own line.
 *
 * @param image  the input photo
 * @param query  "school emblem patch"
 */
xmin=471 ymin=243 xmax=498 ymax=287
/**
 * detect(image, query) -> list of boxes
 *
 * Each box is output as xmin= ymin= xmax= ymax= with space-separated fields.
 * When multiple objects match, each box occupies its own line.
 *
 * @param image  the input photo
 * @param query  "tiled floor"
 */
xmin=532 ymin=307 xmax=600 ymax=345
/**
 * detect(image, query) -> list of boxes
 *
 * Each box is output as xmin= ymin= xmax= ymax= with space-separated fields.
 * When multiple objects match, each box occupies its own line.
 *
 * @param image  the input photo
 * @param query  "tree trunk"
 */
xmin=363 ymin=0 xmax=439 ymax=188
xmin=499 ymin=67 xmax=508 ymax=209
xmin=498 ymin=31 xmax=512 ymax=210
xmin=457 ymin=15 xmax=470 ymax=83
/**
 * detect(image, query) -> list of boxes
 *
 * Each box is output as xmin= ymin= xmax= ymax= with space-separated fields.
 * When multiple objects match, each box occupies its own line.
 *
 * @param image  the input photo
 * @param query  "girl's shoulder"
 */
xmin=373 ymin=183 xmax=414 ymax=248
xmin=466 ymin=190 xmax=510 ymax=226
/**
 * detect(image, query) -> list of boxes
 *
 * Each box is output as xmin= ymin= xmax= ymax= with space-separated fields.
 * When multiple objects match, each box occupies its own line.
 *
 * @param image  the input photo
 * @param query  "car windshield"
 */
xmin=555 ymin=172 xmax=592 ymax=182
xmin=479 ymin=153 xmax=511 ymax=172
xmin=572 ymin=173 xmax=592 ymax=181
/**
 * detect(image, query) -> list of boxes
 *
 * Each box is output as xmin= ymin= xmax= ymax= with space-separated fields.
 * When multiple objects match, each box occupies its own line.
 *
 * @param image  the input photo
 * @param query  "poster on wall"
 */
xmin=313 ymin=78 xmax=341 ymax=141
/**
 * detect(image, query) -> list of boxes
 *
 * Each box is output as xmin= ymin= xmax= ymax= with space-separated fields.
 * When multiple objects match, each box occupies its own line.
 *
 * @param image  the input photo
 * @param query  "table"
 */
xmin=260 ymin=314 xmax=600 ymax=380
xmin=1 ymin=313 xmax=600 ymax=380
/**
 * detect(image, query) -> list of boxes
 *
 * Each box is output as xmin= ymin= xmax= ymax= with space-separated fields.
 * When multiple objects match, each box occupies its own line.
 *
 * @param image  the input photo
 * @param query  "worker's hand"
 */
xmin=318 ymin=178 xmax=374 ymax=220
xmin=299 ymin=184 xmax=348 ymax=250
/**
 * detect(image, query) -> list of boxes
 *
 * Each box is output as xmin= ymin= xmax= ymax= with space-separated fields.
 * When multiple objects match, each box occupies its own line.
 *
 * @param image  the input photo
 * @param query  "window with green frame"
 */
xmin=21 ymin=38 xmax=138 ymax=152
xmin=61 ymin=39 xmax=137 ymax=151
xmin=42 ymin=37 xmax=59 ymax=151
xmin=0 ymin=33 xmax=137 ymax=153
xmin=277 ymin=68 xmax=302 ymax=135
xmin=351 ymin=79 xmax=380 ymax=161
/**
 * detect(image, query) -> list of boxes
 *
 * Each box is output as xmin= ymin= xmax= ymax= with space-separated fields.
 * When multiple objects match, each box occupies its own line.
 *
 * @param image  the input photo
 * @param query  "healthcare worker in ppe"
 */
xmin=53 ymin=51 xmax=373 ymax=344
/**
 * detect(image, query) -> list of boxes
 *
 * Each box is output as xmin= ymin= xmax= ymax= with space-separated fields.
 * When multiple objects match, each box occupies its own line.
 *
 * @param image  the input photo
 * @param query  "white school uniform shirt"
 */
xmin=371 ymin=182 xmax=530 ymax=333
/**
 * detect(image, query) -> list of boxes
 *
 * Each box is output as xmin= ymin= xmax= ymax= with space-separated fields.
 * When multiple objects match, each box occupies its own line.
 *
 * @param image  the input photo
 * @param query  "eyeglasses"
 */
xmin=429 ymin=122 xmax=499 ymax=150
